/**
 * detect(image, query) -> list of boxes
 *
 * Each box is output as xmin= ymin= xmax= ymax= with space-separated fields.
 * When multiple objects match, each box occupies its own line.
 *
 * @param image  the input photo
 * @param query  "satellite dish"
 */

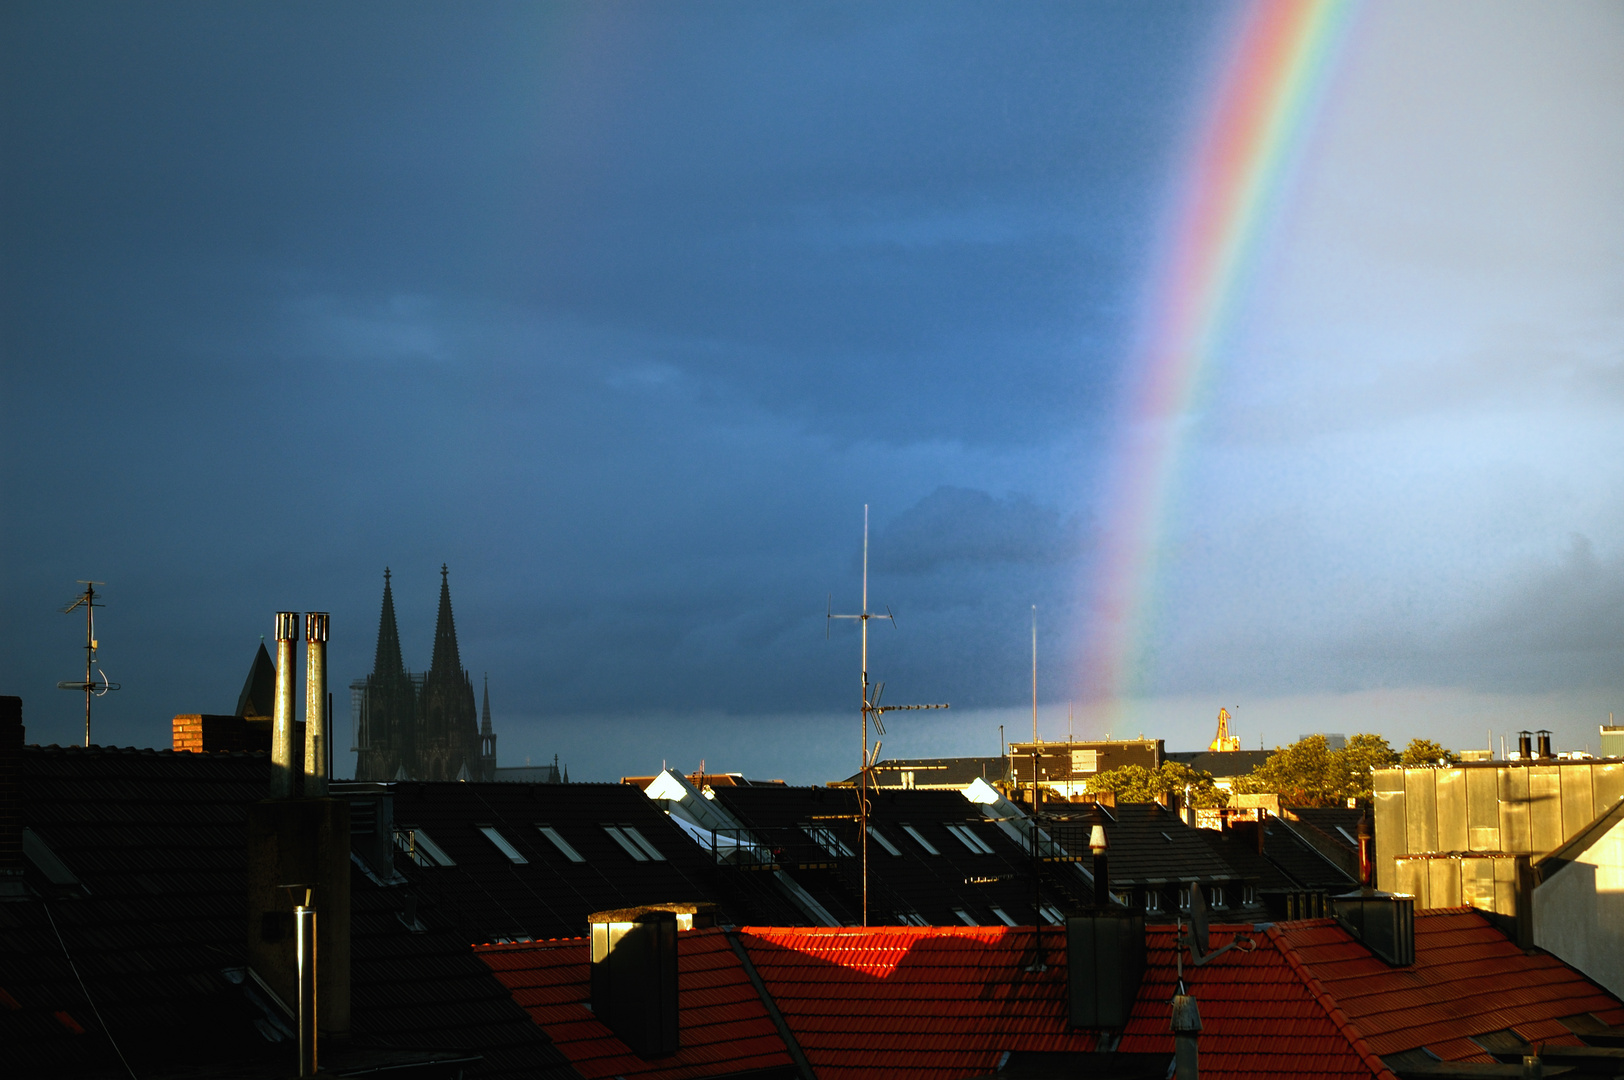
xmin=1190 ymin=881 xmax=1209 ymax=955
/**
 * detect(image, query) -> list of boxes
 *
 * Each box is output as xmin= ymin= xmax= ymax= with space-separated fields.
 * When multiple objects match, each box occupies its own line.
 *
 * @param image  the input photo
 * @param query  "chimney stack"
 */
xmin=590 ymin=907 xmax=680 ymax=1057
xmin=1357 ymin=808 xmax=1372 ymax=887
xmin=272 ymin=613 xmax=301 ymax=798
xmin=1516 ymin=731 xmax=1533 ymax=761
xmin=1536 ymin=730 xmax=1553 ymax=760
xmin=1171 ymin=992 xmax=1202 ymax=1079
xmin=304 ymin=613 xmax=329 ymax=798
xmin=0 ymin=697 xmax=23 ymax=899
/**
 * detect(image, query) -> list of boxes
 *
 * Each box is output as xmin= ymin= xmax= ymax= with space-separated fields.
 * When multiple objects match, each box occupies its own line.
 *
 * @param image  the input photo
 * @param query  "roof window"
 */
xmin=944 ymin=823 xmax=995 ymax=855
xmin=536 ymin=825 xmax=585 ymax=863
xmin=899 ymin=824 xmax=940 ymax=856
xmin=1038 ymin=903 xmax=1066 ymax=925
xmin=953 ymin=907 xmax=978 ymax=926
xmin=897 ymin=912 xmax=928 ymax=926
xmin=395 ymin=828 xmax=455 ymax=867
xmin=603 ymin=824 xmax=666 ymax=861
xmin=866 ymin=825 xmax=903 ymax=857
xmin=989 ymin=905 xmax=1017 ymax=927
xmin=803 ymin=825 xmax=855 ymax=858
xmin=477 ymin=825 xmax=528 ymax=864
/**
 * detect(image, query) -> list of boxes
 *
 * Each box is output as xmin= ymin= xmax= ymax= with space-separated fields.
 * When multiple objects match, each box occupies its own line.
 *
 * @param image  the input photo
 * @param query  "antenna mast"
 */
xmin=57 ymin=581 xmax=120 ymax=747
xmin=828 ymin=505 xmax=948 ymax=926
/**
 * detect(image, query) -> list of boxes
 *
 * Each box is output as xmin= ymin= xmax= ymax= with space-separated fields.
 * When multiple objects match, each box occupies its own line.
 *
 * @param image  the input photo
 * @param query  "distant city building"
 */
xmin=352 ymin=566 xmax=495 ymax=782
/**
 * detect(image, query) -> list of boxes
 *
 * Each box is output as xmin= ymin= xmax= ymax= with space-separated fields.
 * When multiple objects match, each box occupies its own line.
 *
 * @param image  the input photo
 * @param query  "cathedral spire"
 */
xmin=429 ymin=563 xmax=464 ymax=676
xmin=481 ymin=673 xmax=492 ymax=736
xmin=373 ymin=567 xmax=405 ymax=676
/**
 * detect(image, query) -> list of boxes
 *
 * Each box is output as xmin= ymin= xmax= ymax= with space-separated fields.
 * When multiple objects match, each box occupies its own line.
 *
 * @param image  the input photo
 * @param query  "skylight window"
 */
xmin=899 ymin=824 xmax=940 ymax=855
xmin=1038 ymin=904 xmax=1066 ymax=925
xmin=1337 ymin=826 xmax=1358 ymax=846
xmin=866 ymin=826 xmax=902 ymax=857
xmin=944 ymin=823 xmax=995 ymax=855
xmin=536 ymin=825 xmax=585 ymax=863
xmin=953 ymin=907 xmax=978 ymax=926
xmin=897 ymin=912 xmax=928 ymax=926
xmin=476 ymin=825 xmax=528 ymax=864
xmin=989 ymin=905 xmax=1017 ymax=927
xmin=603 ymin=824 xmax=666 ymax=861
xmin=803 ymin=825 xmax=855 ymax=858
xmin=395 ymin=828 xmax=455 ymax=867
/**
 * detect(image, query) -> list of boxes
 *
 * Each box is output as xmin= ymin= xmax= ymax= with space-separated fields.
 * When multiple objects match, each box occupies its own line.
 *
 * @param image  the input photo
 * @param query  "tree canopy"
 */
xmin=1233 ymin=733 xmax=1399 ymax=806
xmin=1084 ymin=761 xmax=1230 ymax=809
xmin=1400 ymin=737 xmax=1457 ymax=766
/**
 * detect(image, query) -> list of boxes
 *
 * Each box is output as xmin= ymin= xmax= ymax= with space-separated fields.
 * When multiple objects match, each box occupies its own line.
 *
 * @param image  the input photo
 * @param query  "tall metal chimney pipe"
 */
xmin=1357 ymin=807 xmax=1373 ymax=887
xmin=304 ymin=613 xmax=329 ymax=798
xmin=1517 ymin=731 xmax=1533 ymax=760
xmin=1536 ymin=730 xmax=1553 ymax=760
xmin=272 ymin=613 xmax=301 ymax=798
xmin=296 ymin=895 xmax=318 ymax=1076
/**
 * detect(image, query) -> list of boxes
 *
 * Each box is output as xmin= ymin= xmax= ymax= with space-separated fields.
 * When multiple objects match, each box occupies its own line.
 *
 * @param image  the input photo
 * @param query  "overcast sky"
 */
xmin=3 ymin=1 xmax=1620 ymax=782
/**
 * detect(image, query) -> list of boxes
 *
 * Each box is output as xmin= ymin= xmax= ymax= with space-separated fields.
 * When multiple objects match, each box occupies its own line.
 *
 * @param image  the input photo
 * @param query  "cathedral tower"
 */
xmin=418 ymin=565 xmax=480 ymax=781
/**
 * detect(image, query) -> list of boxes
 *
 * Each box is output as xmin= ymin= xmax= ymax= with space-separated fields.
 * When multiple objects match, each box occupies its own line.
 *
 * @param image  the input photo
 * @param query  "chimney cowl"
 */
xmin=1536 ymin=730 xmax=1554 ymax=759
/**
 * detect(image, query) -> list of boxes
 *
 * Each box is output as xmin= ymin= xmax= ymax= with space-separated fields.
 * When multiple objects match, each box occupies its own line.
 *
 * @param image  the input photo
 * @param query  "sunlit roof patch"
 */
xmin=536 ymin=824 xmax=585 ymax=863
xmin=477 ymin=825 xmax=528 ymax=864
xmin=899 ymin=824 xmax=940 ymax=855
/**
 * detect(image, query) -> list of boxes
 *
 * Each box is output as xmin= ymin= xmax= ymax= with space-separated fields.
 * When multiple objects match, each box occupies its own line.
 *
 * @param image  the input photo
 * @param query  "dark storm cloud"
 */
xmin=873 ymin=487 xmax=1087 ymax=573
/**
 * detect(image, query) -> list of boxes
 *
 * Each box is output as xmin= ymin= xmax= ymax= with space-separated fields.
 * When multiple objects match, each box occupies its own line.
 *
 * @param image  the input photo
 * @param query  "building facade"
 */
xmin=353 ymin=566 xmax=496 ymax=781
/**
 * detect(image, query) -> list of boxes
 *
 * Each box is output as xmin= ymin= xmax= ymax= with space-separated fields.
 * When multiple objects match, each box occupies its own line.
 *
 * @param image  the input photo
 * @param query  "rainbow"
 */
xmin=1079 ymin=0 xmax=1357 ymax=717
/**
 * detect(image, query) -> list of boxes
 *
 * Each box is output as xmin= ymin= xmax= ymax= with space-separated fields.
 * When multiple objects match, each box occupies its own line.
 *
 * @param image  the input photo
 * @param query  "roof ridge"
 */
xmin=1265 ymin=922 xmax=1402 ymax=1080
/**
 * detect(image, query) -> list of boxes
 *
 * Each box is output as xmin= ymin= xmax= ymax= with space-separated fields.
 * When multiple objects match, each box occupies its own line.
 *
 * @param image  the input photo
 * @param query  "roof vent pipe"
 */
xmin=304 ymin=613 xmax=329 ymax=798
xmin=271 ymin=613 xmax=301 ymax=798
xmin=1517 ymin=731 xmax=1533 ymax=761
xmin=1535 ymin=730 xmax=1553 ymax=760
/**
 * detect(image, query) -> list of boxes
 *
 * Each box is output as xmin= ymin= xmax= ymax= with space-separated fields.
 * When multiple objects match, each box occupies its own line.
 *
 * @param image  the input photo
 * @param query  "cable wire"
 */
xmin=44 ymin=902 xmax=138 ymax=1080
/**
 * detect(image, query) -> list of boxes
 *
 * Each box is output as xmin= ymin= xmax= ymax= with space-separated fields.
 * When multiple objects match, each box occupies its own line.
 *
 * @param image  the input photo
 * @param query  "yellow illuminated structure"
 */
xmin=1209 ymin=707 xmax=1241 ymax=752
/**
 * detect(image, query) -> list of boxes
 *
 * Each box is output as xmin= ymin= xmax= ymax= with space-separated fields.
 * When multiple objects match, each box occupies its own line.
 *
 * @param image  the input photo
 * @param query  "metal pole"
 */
xmin=272 ymin=613 xmax=301 ymax=798
xmin=305 ymin=613 xmax=330 ymax=797
xmin=296 ymin=899 xmax=318 ymax=1076
xmin=860 ymin=505 xmax=869 ymax=928
xmin=83 ymin=587 xmax=94 ymax=747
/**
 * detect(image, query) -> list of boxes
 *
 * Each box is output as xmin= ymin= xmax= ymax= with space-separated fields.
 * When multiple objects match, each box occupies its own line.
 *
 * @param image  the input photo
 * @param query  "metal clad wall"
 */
xmin=1436 ymin=769 xmax=1467 ymax=852
xmin=1596 ymin=763 xmax=1624 ymax=812
xmin=1374 ymin=769 xmax=1407 ymax=893
xmin=1461 ymin=858 xmax=1497 ymax=912
xmin=1466 ymin=768 xmax=1499 ymax=851
xmin=1500 ymin=768 xmax=1531 ymax=853
xmin=1529 ymin=766 xmax=1563 ymax=853
xmin=1405 ymin=770 xmax=1438 ymax=854
xmin=1427 ymin=859 xmax=1460 ymax=910
xmin=1394 ymin=859 xmax=1428 ymax=907
xmin=1561 ymin=764 xmax=1595 ymax=845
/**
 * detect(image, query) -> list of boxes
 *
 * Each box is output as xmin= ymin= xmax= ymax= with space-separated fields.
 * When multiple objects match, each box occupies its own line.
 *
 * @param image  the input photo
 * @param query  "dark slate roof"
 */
xmin=1259 ymin=817 xmax=1359 ymax=891
xmin=1163 ymin=749 xmax=1271 ymax=777
xmin=0 ymin=744 xmax=578 ymax=1080
xmin=838 ymin=756 xmax=1014 ymax=788
xmin=710 ymin=785 xmax=1077 ymax=926
xmin=350 ymin=780 xmax=804 ymax=941
xmin=1288 ymin=806 xmax=1365 ymax=848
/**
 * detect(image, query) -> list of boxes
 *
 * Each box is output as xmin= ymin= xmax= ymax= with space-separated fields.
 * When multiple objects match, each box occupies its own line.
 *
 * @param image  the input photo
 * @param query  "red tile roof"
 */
xmin=478 ymin=928 xmax=795 ymax=1079
xmin=481 ymin=910 xmax=1624 ymax=1080
xmin=1272 ymin=908 xmax=1624 ymax=1062
xmin=741 ymin=925 xmax=1097 ymax=1080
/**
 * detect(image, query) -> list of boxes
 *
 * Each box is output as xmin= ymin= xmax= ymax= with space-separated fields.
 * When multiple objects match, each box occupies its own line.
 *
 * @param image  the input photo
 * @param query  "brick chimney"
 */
xmin=0 ymin=697 xmax=22 ymax=898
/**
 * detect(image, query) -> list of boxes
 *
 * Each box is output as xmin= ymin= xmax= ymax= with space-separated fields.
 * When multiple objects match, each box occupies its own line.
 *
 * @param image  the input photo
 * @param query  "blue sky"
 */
xmin=3 ymin=2 xmax=1620 ymax=781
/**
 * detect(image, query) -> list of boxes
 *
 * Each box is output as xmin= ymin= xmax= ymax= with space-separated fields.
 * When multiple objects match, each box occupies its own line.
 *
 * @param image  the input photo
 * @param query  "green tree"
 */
xmin=1400 ymin=737 xmax=1457 ymax=767
xmin=1234 ymin=733 xmax=1399 ymax=806
xmin=1085 ymin=761 xmax=1229 ymax=809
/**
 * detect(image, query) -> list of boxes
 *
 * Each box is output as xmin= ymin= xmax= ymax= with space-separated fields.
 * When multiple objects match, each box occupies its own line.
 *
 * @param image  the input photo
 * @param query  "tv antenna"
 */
xmin=828 ymin=504 xmax=948 ymax=926
xmin=57 ymin=581 xmax=120 ymax=747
